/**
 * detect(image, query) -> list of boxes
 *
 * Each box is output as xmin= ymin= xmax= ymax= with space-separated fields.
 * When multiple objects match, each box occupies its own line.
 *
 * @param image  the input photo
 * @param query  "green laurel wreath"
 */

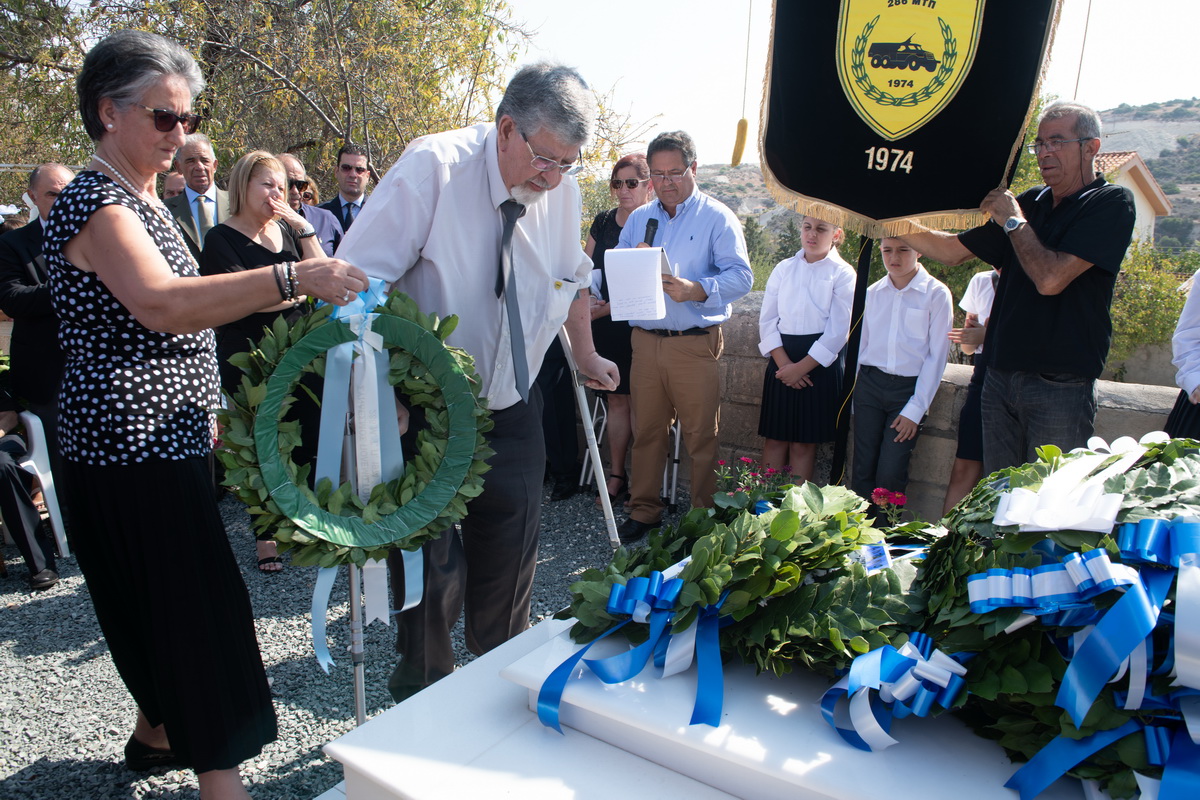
xmin=851 ymin=15 xmax=958 ymax=108
xmin=216 ymin=292 xmax=493 ymax=568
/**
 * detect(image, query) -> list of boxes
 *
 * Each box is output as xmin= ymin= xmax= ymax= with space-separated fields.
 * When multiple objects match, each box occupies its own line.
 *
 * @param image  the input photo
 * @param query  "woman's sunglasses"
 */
xmin=610 ymin=178 xmax=648 ymax=190
xmin=135 ymin=103 xmax=203 ymax=134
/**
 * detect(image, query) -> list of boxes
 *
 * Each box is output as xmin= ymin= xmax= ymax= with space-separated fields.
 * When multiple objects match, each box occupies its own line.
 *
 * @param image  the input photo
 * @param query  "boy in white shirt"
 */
xmin=851 ymin=237 xmax=953 ymax=511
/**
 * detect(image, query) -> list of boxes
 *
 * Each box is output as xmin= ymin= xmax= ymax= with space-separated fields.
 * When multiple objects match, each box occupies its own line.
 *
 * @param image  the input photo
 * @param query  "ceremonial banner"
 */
xmin=762 ymin=0 xmax=1060 ymax=236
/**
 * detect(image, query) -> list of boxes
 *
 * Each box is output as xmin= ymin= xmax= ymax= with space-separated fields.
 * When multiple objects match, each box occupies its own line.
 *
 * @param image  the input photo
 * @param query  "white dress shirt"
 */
xmin=758 ymin=247 xmax=856 ymax=366
xmin=335 ymin=123 xmax=591 ymax=411
xmin=184 ymin=185 xmax=218 ymax=232
xmin=960 ymin=268 xmax=998 ymax=355
xmin=858 ymin=263 xmax=953 ymax=423
xmin=1173 ymin=269 xmax=1200 ymax=395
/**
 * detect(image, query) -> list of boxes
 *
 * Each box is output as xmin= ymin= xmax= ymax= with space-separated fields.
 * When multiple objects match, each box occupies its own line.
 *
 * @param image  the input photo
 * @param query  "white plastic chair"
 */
xmin=17 ymin=411 xmax=69 ymax=558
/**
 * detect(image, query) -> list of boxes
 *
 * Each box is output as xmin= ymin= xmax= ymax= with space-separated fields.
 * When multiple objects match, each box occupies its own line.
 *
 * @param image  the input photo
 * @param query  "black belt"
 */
xmin=641 ymin=327 xmax=710 ymax=337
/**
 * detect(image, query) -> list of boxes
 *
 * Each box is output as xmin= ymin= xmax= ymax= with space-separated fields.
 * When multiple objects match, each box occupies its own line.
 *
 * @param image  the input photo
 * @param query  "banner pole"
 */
xmin=830 ymin=236 xmax=873 ymax=487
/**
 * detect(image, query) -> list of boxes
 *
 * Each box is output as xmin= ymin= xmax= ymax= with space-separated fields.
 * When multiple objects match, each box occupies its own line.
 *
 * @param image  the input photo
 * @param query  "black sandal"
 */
xmin=596 ymin=473 xmax=628 ymax=506
xmin=258 ymin=556 xmax=284 ymax=573
xmin=124 ymin=734 xmax=181 ymax=771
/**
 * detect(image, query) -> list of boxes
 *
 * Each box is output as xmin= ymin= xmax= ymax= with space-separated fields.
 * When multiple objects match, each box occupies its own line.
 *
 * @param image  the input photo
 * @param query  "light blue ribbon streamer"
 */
xmin=311 ymin=566 xmax=340 ymax=673
xmin=308 ymin=279 xmax=424 ymax=670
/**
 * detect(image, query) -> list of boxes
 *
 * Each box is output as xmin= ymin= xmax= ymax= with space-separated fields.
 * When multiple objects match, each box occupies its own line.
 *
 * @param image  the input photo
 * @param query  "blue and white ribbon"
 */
xmin=819 ymin=632 xmax=968 ymax=751
xmin=310 ymin=280 xmax=423 ymax=671
xmin=537 ymin=567 xmax=729 ymax=732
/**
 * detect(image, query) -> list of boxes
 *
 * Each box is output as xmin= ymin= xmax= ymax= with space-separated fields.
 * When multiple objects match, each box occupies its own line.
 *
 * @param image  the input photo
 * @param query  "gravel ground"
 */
xmin=0 ymin=480 xmax=689 ymax=799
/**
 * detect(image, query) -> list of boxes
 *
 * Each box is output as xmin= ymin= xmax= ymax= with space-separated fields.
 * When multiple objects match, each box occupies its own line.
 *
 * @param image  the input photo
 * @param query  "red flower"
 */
xmin=739 ymin=456 xmax=754 ymax=464
xmin=871 ymin=488 xmax=890 ymax=506
xmin=891 ymin=491 xmax=907 ymax=507
xmin=717 ymin=460 xmax=726 ymax=466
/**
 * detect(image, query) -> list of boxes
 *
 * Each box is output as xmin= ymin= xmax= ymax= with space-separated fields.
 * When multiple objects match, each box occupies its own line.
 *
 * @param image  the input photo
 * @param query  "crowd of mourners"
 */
xmin=2 ymin=26 xmax=1193 ymax=800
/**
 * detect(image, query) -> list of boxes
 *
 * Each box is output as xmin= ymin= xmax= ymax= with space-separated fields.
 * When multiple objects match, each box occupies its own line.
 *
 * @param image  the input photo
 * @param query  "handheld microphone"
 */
xmin=643 ymin=218 xmax=658 ymax=247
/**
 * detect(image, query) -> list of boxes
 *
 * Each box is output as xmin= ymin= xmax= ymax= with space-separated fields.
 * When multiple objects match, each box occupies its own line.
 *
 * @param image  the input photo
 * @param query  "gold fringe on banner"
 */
xmin=757 ymin=0 xmax=1065 ymax=239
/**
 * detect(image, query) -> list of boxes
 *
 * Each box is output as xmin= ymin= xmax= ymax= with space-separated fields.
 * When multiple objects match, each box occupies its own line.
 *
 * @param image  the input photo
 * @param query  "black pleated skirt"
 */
xmin=758 ymin=333 xmax=844 ymax=443
xmin=1165 ymin=389 xmax=1200 ymax=439
xmin=65 ymin=456 xmax=277 ymax=773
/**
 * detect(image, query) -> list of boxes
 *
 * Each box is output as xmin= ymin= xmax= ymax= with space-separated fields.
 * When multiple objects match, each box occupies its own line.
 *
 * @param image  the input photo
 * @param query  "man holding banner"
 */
xmin=335 ymin=62 xmax=619 ymax=702
xmin=900 ymin=102 xmax=1135 ymax=472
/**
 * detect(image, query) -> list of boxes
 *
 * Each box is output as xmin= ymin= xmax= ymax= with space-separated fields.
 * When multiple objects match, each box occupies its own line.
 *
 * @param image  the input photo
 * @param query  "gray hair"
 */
xmin=648 ymin=130 xmax=698 ymax=167
xmin=28 ymin=163 xmax=74 ymax=189
xmin=1041 ymin=101 xmax=1102 ymax=141
xmin=495 ymin=62 xmax=596 ymax=148
xmin=175 ymin=132 xmax=215 ymax=167
xmin=77 ymin=30 xmax=205 ymax=141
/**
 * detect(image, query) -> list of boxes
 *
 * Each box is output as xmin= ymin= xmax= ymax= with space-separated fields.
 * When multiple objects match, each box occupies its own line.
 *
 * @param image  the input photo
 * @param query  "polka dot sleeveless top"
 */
xmin=43 ymin=171 xmax=220 ymax=464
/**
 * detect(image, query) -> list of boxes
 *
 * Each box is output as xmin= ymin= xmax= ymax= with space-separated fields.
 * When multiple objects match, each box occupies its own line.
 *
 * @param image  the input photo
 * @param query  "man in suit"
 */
xmin=277 ymin=153 xmax=342 ymax=257
xmin=162 ymin=171 xmax=186 ymax=200
xmin=164 ymin=133 xmax=229 ymax=259
xmin=320 ymin=143 xmax=372 ymax=232
xmin=0 ymin=163 xmax=74 ymax=422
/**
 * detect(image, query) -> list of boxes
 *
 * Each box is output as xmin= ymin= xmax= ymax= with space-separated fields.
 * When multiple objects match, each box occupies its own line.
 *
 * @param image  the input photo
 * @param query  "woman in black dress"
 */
xmin=45 ymin=30 xmax=366 ymax=798
xmin=585 ymin=153 xmax=654 ymax=504
xmin=200 ymin=150 xmax=324 ymax=572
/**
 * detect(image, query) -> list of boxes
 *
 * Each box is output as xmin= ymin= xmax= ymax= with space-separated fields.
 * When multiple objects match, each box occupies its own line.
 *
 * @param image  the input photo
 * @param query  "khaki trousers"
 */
xmin=628 ymin=326 xmax=723 ymax=523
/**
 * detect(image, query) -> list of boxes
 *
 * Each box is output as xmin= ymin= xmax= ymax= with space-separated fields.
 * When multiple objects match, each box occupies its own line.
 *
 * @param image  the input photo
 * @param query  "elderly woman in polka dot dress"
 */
xmin=41 ymin=30 xmax=368 ymax=800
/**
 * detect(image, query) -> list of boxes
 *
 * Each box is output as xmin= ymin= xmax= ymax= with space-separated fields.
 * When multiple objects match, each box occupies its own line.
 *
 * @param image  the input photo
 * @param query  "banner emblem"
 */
xmin=837 ymin=0 xmax=984 ymax=141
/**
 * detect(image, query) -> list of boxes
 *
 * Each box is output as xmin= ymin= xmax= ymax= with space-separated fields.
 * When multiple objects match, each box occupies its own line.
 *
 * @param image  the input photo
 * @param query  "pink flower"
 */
xmin=717 ymin=460 xmax=726 ymax=466
xmin=891 ymin=491 xmax=907 ymax=507
xmin=739 ymin=457 xmax=754 ymax=464
xmin=781 ymin=465 xmax=793 ymax=474
xmin=871 ymin=488 xmax=889 ymax=506
xmin=766 ymin=467 xmax=777 ymax=475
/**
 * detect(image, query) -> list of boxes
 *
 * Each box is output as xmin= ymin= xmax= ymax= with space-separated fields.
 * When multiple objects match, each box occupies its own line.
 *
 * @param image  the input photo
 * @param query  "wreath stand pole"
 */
xmin=558 ymin=327 xmax=620 ymax=547
xmin=347 ymin=561 xmax=368 ymax=726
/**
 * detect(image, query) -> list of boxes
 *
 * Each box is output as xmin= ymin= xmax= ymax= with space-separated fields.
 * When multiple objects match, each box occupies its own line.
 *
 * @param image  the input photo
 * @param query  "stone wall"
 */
xmin=603 ymin=292 xmax=1180 ymax=523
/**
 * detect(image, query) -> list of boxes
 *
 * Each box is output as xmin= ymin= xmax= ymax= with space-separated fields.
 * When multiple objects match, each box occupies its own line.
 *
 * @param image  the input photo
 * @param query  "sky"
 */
xmin=506 ymin=0 xmax=1198 ymax=166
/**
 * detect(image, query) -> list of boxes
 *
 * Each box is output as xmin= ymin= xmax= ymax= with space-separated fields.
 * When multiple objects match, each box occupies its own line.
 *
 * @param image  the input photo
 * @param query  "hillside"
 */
xmin=694 ymin=100 xmax=1200 ymax=248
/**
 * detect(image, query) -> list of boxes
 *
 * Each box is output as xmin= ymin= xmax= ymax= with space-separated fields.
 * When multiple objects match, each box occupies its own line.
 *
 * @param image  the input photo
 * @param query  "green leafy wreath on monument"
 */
xmin=216 ymin=292 xmax=494 ymax=569
xmin=851 ymin=15 xmax=957 ymax=108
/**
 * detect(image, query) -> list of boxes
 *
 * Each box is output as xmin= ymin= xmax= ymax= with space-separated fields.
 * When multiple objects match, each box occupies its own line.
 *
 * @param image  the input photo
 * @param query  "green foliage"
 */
xmin=772 ymin=218 xmax=802 ymax=265
xmin=742 ymin=216 xmax=776 ymax=289
xmin=1107 ymin=241 xmax=1189 ymax=363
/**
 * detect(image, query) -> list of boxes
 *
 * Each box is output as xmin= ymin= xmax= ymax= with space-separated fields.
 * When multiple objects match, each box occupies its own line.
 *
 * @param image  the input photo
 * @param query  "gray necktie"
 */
xmin=196 ymin=195 xmax=213 ymax=242
xmin=496 ymin=199 xmax=528 ymax=403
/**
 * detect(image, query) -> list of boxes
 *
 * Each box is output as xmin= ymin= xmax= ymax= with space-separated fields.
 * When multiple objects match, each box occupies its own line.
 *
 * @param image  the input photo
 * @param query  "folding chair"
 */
xmin=17 ymin=411 xmax=70 ymax=558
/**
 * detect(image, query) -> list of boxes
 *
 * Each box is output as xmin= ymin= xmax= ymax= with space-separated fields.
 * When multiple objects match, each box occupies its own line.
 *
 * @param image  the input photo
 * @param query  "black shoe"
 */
xmin=29 ymin=569 xmax=58 ymax=591
xmin=124 ymin=734 xmax=182 ymax=771
xmin=549 ymin=477 xmax=577 ymax=502
xmin=617 ymin=517 xmax=656 ymax=545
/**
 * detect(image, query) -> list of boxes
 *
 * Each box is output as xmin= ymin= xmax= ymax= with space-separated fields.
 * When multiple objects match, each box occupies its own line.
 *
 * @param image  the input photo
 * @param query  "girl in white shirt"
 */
xmin=757 ymin=217 xmax=856 ymax=481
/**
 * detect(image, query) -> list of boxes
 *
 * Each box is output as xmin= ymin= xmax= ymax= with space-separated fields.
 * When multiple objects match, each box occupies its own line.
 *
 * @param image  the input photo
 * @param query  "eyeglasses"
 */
xmin=610 ymin=178 xmax=649 ymax=190
xmin=522 ymin=134 xmax=582 ymax=176
xmin=134 ymin=103 xmax=202 ymax=134
xmin=288 ymin=178 xmax=310 ymax=191
xmin=339 ymin=163 xmax=369 ymax=175
xmin=649 ymin=169 xmax=691 ymax=183
xmin=301 ymin=191 xmax=314 ymax=202
xmin=1027 ymin=137 xmax=1092 ymax=155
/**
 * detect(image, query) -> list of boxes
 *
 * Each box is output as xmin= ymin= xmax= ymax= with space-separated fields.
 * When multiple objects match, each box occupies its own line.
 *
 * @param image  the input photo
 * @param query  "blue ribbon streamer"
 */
xmin=1003 ymin=720 xmax=1141 ymax=800
xmin=311 ymin=566 xmax=339 ymax=672
xmin=689 ymin=598 xmax=726 ymax=726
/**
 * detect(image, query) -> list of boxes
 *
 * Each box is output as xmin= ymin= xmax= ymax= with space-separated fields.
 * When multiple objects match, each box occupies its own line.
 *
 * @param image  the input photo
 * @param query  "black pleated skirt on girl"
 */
xmin=1165 ymin=389 xmax=1200 ymax=439
xmin=758 ymin=333 xmax=844 ymax=443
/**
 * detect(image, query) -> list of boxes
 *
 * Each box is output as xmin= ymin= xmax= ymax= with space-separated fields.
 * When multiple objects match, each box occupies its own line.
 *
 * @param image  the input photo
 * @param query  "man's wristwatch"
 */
xmin=1003 ymin=216 xmax=1026 ymax=235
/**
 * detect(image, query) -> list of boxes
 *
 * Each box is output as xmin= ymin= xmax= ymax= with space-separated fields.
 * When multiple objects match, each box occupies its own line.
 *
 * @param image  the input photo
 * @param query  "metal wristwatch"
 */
xmin=1003 ymin=216 xmax=1026 ymax=235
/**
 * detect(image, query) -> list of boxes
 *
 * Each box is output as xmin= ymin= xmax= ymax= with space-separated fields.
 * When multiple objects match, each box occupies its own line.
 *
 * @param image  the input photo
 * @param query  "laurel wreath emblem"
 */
xmin=850 ymin=15 xmax=957 ymax=108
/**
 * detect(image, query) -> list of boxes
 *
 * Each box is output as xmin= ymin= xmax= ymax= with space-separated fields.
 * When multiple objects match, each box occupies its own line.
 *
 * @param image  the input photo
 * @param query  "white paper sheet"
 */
xmin=605 ymin=247 xmax=672 ymax=321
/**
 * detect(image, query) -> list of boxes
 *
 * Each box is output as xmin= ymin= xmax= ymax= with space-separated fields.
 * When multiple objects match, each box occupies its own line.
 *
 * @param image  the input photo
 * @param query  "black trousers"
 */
xmin=851 ymin=365 xmax=921 ymax=501
xmin=387 ymin=389 xmax=545 ymax=701
xmin=535 ymin=337 xmax=579 ymax=479
xmin=0 ymin=438 xmax=56 ymax=576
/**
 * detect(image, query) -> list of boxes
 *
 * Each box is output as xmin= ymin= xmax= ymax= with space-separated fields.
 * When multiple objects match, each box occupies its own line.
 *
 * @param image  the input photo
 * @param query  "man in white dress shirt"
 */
xmin=336 ymin=61 xmax=619 ymax=702
xmin=163 ymin=133 xmax=229 ymax=259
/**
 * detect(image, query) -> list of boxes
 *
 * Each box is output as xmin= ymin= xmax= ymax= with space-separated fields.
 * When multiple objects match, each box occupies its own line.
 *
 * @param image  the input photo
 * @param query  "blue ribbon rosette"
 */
xmin=537 ymin=570 xmax=728 ymax=733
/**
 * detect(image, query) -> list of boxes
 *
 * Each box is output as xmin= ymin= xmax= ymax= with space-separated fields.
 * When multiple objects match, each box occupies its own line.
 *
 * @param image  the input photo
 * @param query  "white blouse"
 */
xmin=758 ymin=248 xmax=856 ymax=366
xmin=1172 ymin=269 xmax=1200 ymax=395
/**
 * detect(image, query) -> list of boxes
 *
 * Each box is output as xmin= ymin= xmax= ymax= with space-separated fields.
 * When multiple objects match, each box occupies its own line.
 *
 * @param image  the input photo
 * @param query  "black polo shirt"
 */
xmin=958 ymin=177 xmax=1135 ymax=379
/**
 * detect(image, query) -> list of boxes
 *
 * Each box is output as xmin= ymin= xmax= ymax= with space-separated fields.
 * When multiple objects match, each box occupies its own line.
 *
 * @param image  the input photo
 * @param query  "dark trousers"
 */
xmin=981 ymin=368 xmax=1097 ymax=474
xmin=851 ymin=365 xmax=920 ymax=500
xmin=26 ymin=399 xmax=71 ymax=531
xmin=535 ymin=337 xmax=578 ymax=479
xmin=0 ymin=439 xmax=56 ymax=575
xmin=387 ymin=390 xmax=545 ymax=701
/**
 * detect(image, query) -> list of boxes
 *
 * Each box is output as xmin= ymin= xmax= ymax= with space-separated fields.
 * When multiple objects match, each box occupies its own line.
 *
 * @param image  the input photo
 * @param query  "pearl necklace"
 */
xmin=90 ymin=154 xmax=199 ymax=267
